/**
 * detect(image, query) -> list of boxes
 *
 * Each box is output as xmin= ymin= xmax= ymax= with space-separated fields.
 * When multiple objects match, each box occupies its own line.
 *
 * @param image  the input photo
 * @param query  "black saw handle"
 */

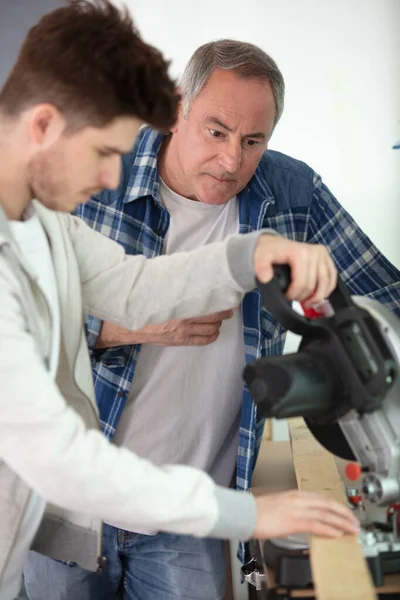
xmin=257 ymin=265 xmax=354 ymax=336
xmin=257 ymin=264 xmax=395 ymax=407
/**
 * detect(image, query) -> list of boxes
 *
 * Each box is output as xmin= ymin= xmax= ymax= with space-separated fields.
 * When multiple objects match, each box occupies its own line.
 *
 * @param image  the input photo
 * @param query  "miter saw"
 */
xmin=242 ymin=266 xmax=400 ymax=594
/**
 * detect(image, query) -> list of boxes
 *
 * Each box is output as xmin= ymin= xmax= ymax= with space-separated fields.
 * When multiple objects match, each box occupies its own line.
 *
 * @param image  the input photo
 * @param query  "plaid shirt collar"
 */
xmin=123 ymin=128 xmax=162 ymax=204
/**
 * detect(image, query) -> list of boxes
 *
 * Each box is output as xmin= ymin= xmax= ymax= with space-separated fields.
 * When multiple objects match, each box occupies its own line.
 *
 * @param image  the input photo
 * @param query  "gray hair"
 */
xmin=180 ymin=39 xmax=285 ymax=127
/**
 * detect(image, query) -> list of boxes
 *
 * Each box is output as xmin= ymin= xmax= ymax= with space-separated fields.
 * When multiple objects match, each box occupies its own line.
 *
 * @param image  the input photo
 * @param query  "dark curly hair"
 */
xmin=0 ymin=0 xmax=179 ymax=131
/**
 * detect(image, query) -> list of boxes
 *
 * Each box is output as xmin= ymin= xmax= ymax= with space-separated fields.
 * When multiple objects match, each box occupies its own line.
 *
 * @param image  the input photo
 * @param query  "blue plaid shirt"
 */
xmin=76 ymin=126 xmax=400 ymax=552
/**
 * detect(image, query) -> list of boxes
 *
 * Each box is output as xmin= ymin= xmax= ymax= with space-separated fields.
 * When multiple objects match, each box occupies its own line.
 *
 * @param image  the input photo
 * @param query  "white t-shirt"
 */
xmin=112 ymin=180 xmax=246 ymax=533
xmin=2 ymin=204 xmax=60 ymax=600
xmin=10 ymin=204 xmax=60 ymax=377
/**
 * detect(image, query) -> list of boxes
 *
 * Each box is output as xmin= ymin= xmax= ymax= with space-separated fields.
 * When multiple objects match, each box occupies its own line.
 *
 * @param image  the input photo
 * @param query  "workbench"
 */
xmin=249 ymin=419 xmax=400 ymax=600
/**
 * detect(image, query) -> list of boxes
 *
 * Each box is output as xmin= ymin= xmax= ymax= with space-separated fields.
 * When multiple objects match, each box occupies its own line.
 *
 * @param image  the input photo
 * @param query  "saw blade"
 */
xmin=305 ymin=420 xmax=356 ymax=461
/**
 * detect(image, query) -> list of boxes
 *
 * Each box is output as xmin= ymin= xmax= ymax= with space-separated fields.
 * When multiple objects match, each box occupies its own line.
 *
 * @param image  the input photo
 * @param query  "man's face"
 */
xmin=168 ymin=69 xmax=277 ymax=205
xmin=28 ymin=116 xmax=141 ymax=212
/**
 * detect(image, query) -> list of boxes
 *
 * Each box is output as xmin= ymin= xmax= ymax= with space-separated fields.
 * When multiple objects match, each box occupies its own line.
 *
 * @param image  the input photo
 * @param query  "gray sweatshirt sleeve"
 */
xmin=226 ymin=229 xmax=277 ymax=290
xmin=210 ymin=486 xmax=258 ymax=541
xmin=63 ymin=211 xmax=278 ymax=330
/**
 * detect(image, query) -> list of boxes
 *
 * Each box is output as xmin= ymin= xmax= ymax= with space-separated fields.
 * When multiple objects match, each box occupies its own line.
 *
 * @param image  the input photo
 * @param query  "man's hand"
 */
xmin=96 ymin=310 xmax=235 ymax=349
xmin=253 ymin=490 xmax=360 ymax=539
xmin=135 ymin=309 xmax=235 ymax=346
xmin=254 ymin=235 xmax=337 ymax=307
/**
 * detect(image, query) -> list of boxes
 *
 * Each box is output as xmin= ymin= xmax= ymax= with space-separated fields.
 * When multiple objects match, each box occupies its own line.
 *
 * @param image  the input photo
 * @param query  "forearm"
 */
xmin=95 ymin=321 xmax=151 ymax=348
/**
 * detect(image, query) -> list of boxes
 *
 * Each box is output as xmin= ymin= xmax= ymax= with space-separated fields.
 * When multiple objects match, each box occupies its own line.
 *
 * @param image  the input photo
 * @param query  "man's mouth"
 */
xmin=208 ymin=174 xmax=235 ymax=184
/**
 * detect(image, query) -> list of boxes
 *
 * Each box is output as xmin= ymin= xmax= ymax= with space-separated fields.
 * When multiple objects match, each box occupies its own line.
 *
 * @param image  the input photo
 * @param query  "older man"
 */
xmin=27 ymin=39 xmax=400 ymax=600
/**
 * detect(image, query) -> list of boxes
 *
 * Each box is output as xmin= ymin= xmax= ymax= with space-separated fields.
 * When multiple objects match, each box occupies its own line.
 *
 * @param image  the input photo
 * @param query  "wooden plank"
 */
xmin=289 ymin=418 xmax=377 ymax=600
xmin=262 ymin=418 xmax=272 ymax=441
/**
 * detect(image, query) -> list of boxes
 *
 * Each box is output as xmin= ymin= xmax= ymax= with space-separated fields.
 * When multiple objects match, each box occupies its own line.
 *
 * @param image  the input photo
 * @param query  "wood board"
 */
xmin=288 ymin=418 xmax=377 ymax=600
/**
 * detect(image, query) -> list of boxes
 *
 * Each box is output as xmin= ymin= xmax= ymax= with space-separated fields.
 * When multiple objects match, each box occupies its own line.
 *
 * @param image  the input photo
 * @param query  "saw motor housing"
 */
xmin=243 ymin=267 xmax=400 ymax=507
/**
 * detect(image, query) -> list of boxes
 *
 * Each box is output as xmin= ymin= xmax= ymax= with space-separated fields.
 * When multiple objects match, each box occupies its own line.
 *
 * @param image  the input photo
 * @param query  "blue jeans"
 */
xmin=23 ymin=524 xmax=226 ymax=600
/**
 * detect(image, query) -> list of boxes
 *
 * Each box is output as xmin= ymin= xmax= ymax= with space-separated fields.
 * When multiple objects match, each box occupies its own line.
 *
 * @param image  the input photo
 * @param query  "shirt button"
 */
xmin=117 ymin=391 xmax=126 ymax=398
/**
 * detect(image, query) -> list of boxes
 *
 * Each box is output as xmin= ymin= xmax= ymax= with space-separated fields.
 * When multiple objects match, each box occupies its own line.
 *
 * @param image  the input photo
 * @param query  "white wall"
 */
xmin=114 ymin=1 xmax=400 ymax=597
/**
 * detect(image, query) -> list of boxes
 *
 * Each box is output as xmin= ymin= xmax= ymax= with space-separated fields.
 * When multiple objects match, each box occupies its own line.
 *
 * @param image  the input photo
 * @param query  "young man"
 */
xmin=0 ymin=4 xmax=359 ymax=600
xmin=32 ymin=39 xmax=400 ymax=600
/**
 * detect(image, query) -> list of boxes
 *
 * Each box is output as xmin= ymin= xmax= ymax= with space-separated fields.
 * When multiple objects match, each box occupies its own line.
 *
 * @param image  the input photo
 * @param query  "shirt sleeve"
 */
xmin=85 ymin=315 xmax=103 ymax=350
xmin=62 ymin=212 xmax=265 ymax=331
xmin=307 ymin=173 xmax=400 ymax=317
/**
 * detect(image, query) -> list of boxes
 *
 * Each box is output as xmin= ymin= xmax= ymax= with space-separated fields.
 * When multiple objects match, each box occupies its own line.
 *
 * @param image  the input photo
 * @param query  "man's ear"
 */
xmin=27 ymin=104 xmax=67 ymax=149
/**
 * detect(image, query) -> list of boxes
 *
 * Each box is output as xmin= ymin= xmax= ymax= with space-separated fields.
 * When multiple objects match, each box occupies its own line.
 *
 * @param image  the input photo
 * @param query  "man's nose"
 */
xmin=99 ymin=156 xmax=121 ymax=190
xmin=218 ymin=141 xmax=242 ymax=173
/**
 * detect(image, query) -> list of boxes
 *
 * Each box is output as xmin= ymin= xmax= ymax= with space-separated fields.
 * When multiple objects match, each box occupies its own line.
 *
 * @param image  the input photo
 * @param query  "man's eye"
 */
xmin=209 ymin=129 xmax=224 ymax=138
xmin=245 ymin=139 xmax=259 ymax=147
xmin=97 ymin=149 xmax=112 ymax=158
